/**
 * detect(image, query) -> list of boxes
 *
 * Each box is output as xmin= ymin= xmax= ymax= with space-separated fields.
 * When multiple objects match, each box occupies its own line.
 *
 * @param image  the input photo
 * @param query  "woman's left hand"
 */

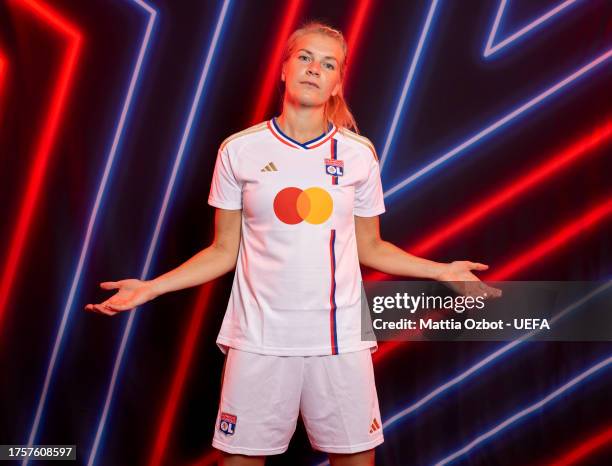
xmin=436 ymin=261 xmax=502 ymax=299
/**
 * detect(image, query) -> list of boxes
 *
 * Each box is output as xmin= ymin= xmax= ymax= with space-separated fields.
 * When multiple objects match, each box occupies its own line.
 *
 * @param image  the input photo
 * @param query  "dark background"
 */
xmin=0 ymin=1 xmax=611 ymax=465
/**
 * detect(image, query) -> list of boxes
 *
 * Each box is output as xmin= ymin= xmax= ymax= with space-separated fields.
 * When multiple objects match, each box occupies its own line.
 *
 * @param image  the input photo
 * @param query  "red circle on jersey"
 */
xmin=273 ymin=187 xmax=304 ymax=224
xmin=273 ymin=187 xmax=333 ymax=224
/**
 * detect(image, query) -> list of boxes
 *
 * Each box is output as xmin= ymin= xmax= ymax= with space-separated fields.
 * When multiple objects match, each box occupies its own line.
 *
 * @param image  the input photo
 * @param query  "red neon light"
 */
xmin=0 ymin=52 xmax=6 ymax=127
xmin=488 ymin=196 xmax=612 ymax=280
xmin=343 ymin=0 xmax=372 ymax=87
xmin=547 ymin=424 xmax=612 ymax=466
xmin=0 ymin=52 xmax=6 ymax=105
xmin=147 ymin=284 xmax=214 ymax=466
xmin=0 ymin=0 xmax=82 ymax=331
xmin=250 ymin=0 xmax=303 ymax=125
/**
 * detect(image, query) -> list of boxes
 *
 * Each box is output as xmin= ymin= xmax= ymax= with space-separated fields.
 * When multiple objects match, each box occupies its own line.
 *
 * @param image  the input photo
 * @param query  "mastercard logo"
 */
xmin=273 ymin=187 xmax=333 ymax=224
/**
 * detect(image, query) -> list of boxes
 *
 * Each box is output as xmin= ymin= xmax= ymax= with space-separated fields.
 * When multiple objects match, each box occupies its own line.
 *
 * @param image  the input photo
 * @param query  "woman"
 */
xmin=85 ymin=21 xmax=499 ymax=466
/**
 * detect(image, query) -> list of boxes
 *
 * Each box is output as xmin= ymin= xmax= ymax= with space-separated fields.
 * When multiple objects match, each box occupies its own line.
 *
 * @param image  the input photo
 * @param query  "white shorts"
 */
xmin=212 ymin=347 xmax=384 ymax=456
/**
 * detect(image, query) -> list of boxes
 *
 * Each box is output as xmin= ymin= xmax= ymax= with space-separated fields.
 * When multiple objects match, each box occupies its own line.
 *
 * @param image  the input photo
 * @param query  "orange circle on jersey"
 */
xmin=273 ymin=187 xmax=333 ymax=224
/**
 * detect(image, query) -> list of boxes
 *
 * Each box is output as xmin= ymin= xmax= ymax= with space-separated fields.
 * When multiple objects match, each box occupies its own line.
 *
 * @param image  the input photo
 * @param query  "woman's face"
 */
xmin=281 ymin=32 xmax=343 ymax=108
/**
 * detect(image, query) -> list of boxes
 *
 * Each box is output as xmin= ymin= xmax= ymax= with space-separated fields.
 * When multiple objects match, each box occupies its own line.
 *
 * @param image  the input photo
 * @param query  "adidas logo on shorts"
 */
xmin=369 ymin=417 xmax=381 ymax=434
xmin=260 ymin=161 xmax=278 ymax=172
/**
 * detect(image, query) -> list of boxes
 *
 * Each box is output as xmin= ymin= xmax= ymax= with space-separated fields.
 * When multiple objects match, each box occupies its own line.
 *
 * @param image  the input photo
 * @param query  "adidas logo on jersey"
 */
xmin=369 ymin=417 xmax=381 ymax=434
xmin=261 ymin=161 xmax=278 ymax=172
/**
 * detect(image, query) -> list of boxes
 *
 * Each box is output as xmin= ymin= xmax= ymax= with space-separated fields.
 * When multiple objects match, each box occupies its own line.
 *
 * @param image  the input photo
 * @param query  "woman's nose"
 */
xmin=307 ymin=62 xmax=320 ymax=75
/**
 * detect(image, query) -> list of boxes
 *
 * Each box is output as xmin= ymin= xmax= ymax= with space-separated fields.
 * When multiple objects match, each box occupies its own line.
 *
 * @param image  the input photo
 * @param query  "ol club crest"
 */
xmin=324 ymin=158 xmax=344 ymax=176
xmin=219 ymin=412 xmax=237 ymax=435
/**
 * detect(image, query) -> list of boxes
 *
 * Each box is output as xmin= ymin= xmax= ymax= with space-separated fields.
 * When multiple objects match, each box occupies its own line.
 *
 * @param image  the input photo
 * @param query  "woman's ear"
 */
xmin=331 ymin=81 xmax=341 ymax=97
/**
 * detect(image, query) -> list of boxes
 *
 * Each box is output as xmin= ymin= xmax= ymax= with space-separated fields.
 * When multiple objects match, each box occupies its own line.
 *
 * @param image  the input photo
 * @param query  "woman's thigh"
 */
xmin=300 ymin=349 xmax=384 ymax=455
xmin=212 ymin=348 xmax=305 ymax=456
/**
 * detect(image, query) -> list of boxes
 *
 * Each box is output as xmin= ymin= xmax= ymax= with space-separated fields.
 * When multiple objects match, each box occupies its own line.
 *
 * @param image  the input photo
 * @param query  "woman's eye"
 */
xmin=297 ymin=55 xmax=334 ymax=70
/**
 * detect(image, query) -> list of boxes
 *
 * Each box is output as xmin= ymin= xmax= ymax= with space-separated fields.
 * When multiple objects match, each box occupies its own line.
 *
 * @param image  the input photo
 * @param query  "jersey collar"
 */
xmin=268 ymin=116 xmax=337 ymax=150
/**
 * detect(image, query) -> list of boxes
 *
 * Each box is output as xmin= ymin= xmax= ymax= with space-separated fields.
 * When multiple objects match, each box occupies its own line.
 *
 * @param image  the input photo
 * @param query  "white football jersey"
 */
xmin=208 ymin=116 xmax=385 ymax=356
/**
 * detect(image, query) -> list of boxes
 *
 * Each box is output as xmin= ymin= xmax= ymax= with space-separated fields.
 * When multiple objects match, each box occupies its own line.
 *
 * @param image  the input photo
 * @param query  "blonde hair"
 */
xmin=279 ymin=20 xmax=360 ymax=134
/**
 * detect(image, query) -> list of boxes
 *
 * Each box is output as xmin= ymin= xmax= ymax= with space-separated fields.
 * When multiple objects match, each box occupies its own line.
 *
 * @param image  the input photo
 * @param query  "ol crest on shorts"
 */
xmin=219 ymin=411 xmax=237 ymax=435
xmin=324 ymin=158 xmax=344 ymax=177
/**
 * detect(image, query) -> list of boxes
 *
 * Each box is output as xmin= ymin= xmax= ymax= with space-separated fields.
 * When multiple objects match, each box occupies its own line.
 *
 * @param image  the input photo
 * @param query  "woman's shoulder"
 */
xmin=220 ymin=120 xmax=269 ymax=152
xmin=337 ymin=127 xmax=379 ymax=162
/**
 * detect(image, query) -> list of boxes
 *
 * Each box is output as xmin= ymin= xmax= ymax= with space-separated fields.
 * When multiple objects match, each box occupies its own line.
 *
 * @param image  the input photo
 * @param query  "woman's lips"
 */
xmin=300 ymin=81 xmax=319 ymax=88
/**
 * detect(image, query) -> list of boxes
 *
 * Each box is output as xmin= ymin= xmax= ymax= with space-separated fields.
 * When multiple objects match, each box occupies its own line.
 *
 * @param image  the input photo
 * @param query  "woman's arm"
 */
xmin=85 ymin=208 xmax=241 ymax=315
xmin=355 ymin=215 xmax=502 ymax=298
xmin=354 ymin=215 xmax=445 ymax=279
xmin=149 ymin=208 xmax=242 ymax=296
xmin=355 ymin=215 xmax=501 ymax=297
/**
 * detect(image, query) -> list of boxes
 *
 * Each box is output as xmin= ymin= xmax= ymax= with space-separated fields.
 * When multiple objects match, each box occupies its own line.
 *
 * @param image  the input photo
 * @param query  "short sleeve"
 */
xmin=207 ymin=143 xmax=242 ymax=209
xmin=354 ymin=153 xmax=386 ymax=217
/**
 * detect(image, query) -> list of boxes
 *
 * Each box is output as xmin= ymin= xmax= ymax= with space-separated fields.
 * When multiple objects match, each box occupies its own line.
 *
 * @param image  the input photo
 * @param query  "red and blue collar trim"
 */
xmin=268 ymin=116 xmax=337 ymax=150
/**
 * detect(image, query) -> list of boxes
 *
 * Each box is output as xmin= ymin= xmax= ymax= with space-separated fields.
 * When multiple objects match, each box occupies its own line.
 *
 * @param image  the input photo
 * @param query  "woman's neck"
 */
xmin=276 ymin=107 xmax=327 ymax=144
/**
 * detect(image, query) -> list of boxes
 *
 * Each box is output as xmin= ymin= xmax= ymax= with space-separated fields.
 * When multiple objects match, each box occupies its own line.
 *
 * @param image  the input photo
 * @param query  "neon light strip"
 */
xmin=0 ymin=0 xmax=82 ymax=333
xmin=146 ymin=286 xmax=215 ymax=466
xmin=250 ymin=0 xmax=303 ymax=124
xmin=434 ymin=354 xmax=612 ymax=465
xmin=0 ymin=52 xmax=6 ymax=105
xmin=86 ymin=2 xmax=233 ymax=465
xmin=0 ymin=51 xmax=6 ymax=127
xmin=378 ymin=0 xmax=439 ymax=173
xmin=384 ymin=48 xmax=612 ymax=201
xmin=547 ymin=424 xmax=612 ymax=466
xmin=484 ymin=0 xmax=580 ymax=57
xmin=22 ymin=2 xmax=157 ymax=463
xmin=489 ymin=197 xmax=612 ymax=280
xmin=342 ymin=0 xmax=372 ymax=86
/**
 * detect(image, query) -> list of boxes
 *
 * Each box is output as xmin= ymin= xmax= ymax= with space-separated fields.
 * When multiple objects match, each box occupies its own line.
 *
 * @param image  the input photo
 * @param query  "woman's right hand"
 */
xmin=84 ymin=279 xmax=159 ymax=316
